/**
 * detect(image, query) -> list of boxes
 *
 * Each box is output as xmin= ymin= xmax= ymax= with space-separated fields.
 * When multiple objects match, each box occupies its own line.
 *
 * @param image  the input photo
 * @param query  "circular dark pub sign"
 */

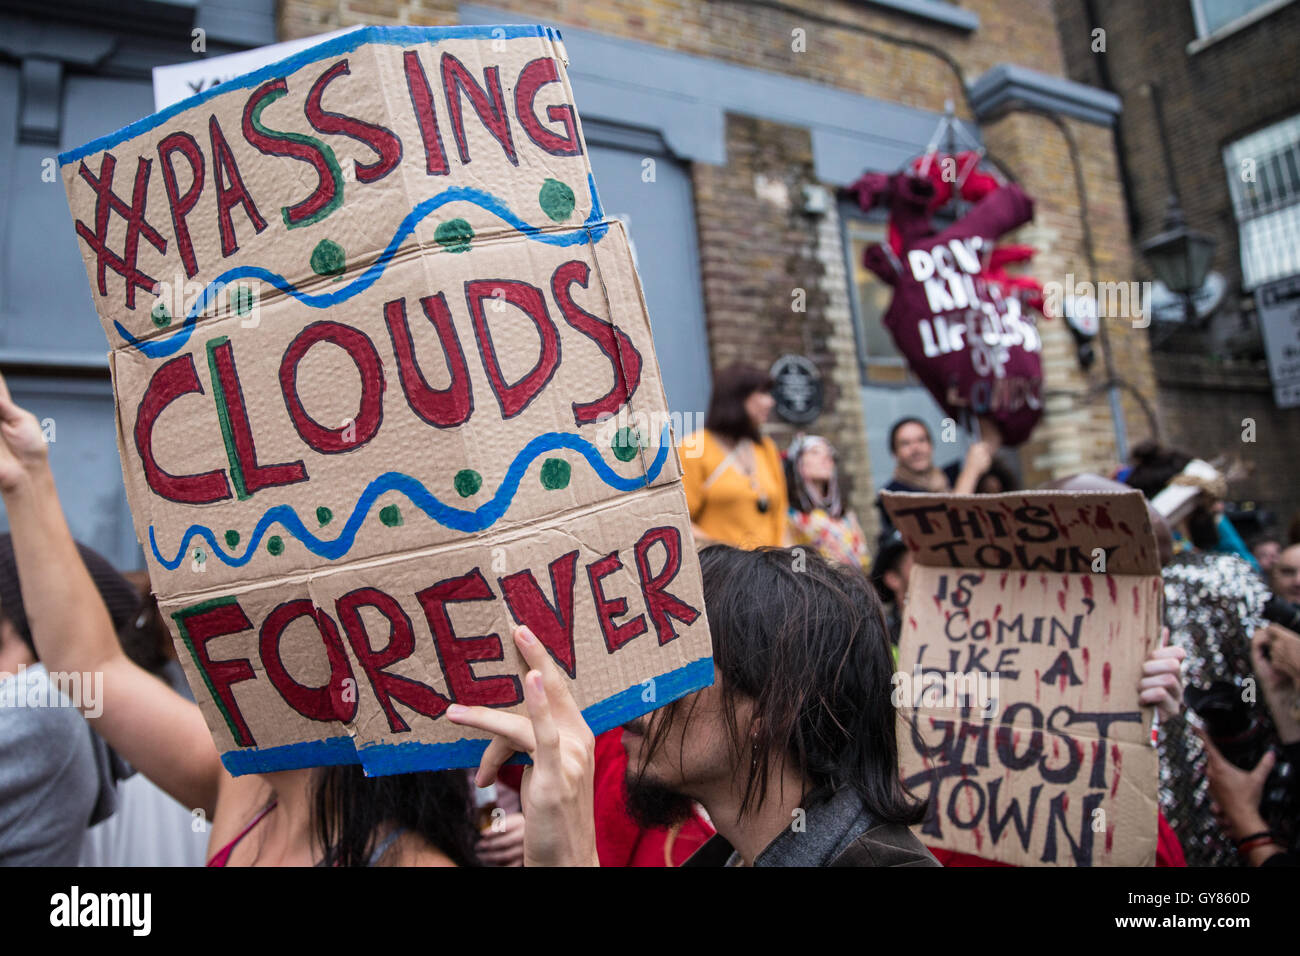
xmin=770 ymin=354 xmax=823 ymax=424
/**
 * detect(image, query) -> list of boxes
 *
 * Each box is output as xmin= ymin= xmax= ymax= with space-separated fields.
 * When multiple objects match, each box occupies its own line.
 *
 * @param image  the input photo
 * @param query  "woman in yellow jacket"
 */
xmin=681 ymin=364 xmax=788 ymax=549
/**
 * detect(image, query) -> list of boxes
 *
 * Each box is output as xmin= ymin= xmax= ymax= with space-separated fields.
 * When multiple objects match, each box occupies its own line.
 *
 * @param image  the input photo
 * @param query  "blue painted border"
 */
xmin=153 ymin=423 xmax=671 ymax=568
xmin=220 ymin=733 xmax=358 ymax=774
xmin=58 ymin=24 xmax=563 ymax=166
xmin=116 ymin=177 xmax=606 ymax=360
xmin=219 ymin=655 xmax=713 ymax=776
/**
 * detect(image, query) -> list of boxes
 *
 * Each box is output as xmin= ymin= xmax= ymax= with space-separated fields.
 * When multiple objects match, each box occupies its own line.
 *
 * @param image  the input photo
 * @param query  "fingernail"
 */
xmin=516 ymin=626 xmax=536 ymax=645
xmin=447 ymin=704 xmax=466 ymax=719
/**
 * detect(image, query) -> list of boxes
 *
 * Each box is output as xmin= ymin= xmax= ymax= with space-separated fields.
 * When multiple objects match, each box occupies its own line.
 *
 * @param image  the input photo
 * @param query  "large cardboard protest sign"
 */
xmin=882 ymin=490 xmax=1162 ymax=866
xmin=60 ymin=25 xmax=713 ymax=776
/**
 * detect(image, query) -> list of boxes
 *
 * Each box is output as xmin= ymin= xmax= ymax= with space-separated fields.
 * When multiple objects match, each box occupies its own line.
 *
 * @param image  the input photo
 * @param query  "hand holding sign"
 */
xmin=1138 ymin=636 xmax=1184 ymax=719
xmin=448 ymin=625 xmax=599 ymax=867
xmin=0 ymin=371 xmax=50 ymax=495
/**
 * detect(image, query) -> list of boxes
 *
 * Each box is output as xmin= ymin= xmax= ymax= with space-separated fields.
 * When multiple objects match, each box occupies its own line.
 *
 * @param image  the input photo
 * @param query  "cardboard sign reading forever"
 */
xmin=882 ymin=490 xmax=1162 ymax=866
xmin=59 ymin=25 xmax=713 ymax=776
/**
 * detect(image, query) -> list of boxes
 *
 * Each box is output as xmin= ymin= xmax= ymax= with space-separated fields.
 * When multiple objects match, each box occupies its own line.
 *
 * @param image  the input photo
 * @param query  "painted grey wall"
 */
xmin=0 ymin=1 xmax=275 ymax=569
xmin=585 ymin=125 xmax=711 ymax=420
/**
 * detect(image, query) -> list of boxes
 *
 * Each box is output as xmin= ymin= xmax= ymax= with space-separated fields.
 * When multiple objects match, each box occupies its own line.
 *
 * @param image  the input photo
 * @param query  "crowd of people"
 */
xmin=0 ymin=362 xmax=1295 ymax=867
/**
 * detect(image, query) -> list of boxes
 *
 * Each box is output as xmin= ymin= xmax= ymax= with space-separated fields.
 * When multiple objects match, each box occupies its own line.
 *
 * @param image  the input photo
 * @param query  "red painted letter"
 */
xmin=242 ymin=78 xmax=342 ymax=228
xmin=515 ymin=57 xmax=582 ymax=157
xmin=417 ymin=568 xmax=522 ymax=708
xmin=402 ymin=50 xmax=449 ymax=176
xmin=499 ymin=550 xmax=580 ymax=678
xmin=305 ymin=59 xmax=403 ymax=184
xmin=335 ymin=587 xmax=450 ymax=732
xmin=634 ymin=527 xmax=700 ymax=645
xmin=465 ymin=279 xmax=560 ymax=419
xmin=440 ymin=52 xmax=517 ymax=166
xmin=209 ymin=115 xmax=267 ymax=257
xmin=384 ymin=294 xmax=473 ymax=428
xmin=157 ymin=131 xmax=205 ymax=278
xmin=259 ymin=599 xmax=357 ymax=722
xmin=552 ymin=259 xmax=642 ymax=424
xmin=208 ymin=337 xmax=307 ymax=498
xmin=587 ymin=552 xmax=647 ymax=653
xmin=135 ymin=354 xmax=231 ymax=504
xmin=172 ymin=598 xmax=257 ymax=747
xmin=279 ymin=321 xmax=385 ymax=454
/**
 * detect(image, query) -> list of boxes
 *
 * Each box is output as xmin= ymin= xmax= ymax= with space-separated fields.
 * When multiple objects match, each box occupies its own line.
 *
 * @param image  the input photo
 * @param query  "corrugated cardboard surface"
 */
xmin=62 ymin=26 xmax=712 ymax=775
xmin=883 ymin=490 xmax=1161 ymax=866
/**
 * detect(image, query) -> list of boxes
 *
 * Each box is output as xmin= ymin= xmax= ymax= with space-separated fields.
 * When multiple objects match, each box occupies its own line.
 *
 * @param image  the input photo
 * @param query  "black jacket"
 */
xmin=683 ymin=786 xmax=940 ymax=867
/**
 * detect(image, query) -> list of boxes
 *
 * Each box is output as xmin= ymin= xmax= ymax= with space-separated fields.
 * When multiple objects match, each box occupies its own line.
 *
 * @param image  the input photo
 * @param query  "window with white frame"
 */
xmin=841 ymin=213 xmax=911 ymax=385
xmin=1223 ymin=113 xmax=1300 ymax=290
xmin=1191 ymin=0 xmax=1292 ymax=39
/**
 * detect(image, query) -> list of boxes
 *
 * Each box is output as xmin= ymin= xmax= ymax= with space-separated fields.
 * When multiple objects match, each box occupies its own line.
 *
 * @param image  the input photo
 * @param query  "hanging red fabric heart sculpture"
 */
xmin=850 ymin=167 xmax=1045 ymax=446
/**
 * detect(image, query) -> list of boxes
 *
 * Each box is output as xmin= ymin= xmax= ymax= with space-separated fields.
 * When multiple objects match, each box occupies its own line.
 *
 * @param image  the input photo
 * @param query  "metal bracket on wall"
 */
xmin=19 ymin=57 xmax=62 ymax=146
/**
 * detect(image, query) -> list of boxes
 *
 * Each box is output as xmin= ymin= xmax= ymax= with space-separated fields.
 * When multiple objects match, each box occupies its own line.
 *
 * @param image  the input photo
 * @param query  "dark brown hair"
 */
xmin=705 ymin=363 xmax=773 ymax=443
xmin=888 ymin=417 xmax=931 ymax=453
xmin=1124 ymin=440 xmax=1191 ymax=500
xmin=638 ymin=545 xmax=925 ymax=824
xmin=312 ymin=765 xmax=480 ymax=867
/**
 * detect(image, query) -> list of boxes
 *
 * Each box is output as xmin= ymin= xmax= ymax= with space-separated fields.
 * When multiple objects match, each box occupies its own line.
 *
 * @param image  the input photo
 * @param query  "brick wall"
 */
xmin=978 ymin=107 xmax=1158 ymax=484
xmin=1152 ymin=354 xmax=1300 ymax=528
xmin=282 ymin=0 xmax=1071 ymax=104
xmin=1055 ymin=0 xmax=1300 ymax=292
xmin=1055 ymin=0 xmax=1300 ymax=530
xmin=692 ymin=114 xmax=873 ymax=515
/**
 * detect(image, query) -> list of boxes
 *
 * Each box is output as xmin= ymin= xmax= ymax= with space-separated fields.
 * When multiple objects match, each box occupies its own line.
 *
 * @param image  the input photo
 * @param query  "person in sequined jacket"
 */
xmin=1126 ymin=443 xmax=1272 ymax=866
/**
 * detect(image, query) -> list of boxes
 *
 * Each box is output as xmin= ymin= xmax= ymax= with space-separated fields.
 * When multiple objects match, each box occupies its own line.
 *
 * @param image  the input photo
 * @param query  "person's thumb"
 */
xmin=1252 ymin=749 xmax=1277 ymax=782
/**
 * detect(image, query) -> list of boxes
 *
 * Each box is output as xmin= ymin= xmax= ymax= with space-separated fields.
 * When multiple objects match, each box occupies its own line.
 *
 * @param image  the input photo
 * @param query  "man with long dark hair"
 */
xmin=452 ymin=545 xmax=938 ymax=867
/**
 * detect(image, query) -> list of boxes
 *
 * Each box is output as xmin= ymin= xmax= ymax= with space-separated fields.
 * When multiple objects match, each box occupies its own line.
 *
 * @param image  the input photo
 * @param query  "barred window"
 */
xmin=1223 ymin=113 xmax=1300 ymax=290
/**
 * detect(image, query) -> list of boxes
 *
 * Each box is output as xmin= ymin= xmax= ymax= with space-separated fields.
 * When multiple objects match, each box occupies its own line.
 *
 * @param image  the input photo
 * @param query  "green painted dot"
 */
xmin=380 ymin=504 xmax=403 ymax=527
xmin=267 ymin=535 xmax=284 ymax=556
xmin=612 ymin=427 xmax=642 ymax=462
xmin=434 ymin=218 xmax=474 ymax=253
xmin=317 ymin=506 xmax=333 ymax=526
xmin=539 ymin=178 xmax=576 ymax=222
xmin=231 ymin=284 xmax=255 ymax=316
xmin=224 ymin=530 xmax=240 ymax=548
xmin=310 ymin=239 xmax=346 ymax=277
xmin=150 ymin=301 xmax=171 ymax=328
xmin=540 ymin=457 xmax=571 ymax=490
xmin=454 ymin=469 xmax=482 ymax=498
